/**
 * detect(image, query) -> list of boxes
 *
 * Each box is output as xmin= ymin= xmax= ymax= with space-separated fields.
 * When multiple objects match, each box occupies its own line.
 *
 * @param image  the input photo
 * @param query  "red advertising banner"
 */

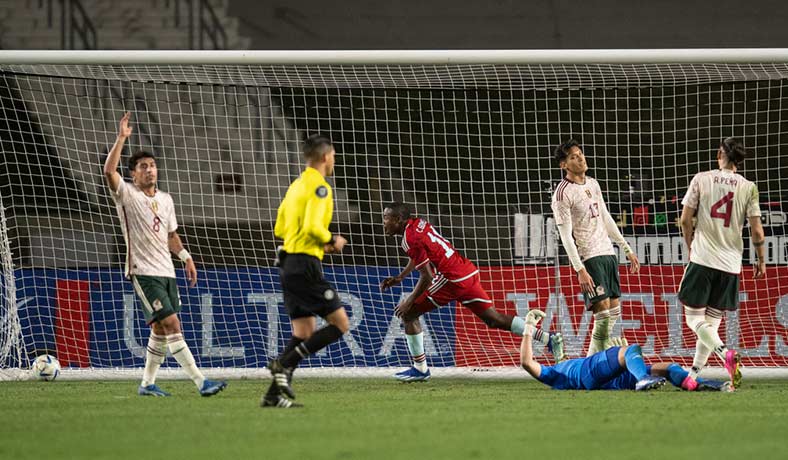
xmin=454 ymin=266 xmax=788 ymax=367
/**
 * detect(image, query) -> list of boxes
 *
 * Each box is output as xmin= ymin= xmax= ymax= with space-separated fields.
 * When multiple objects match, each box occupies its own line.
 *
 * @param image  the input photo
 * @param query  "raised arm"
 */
xmin=103 ymin=112 xmax=132 ymax=192
xmin=519 ymin=310 xmax=546 ymax=379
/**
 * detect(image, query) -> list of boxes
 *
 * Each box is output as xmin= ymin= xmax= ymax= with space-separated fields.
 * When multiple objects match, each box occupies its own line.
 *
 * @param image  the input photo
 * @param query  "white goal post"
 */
xmin=1 ymin=49 xmax=787 ymax=381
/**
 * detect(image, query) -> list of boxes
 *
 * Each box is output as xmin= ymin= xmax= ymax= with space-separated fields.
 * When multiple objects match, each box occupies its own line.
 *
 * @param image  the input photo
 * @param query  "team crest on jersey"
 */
xmin=150 ymin=200 xmax=159 ymax=213
xmin=416 ymin=219 xmax=427 ymax=232
xmin=316 ymin=185 xmax=328 ymax=198
xmin=585 ymin=190 xmax=592 ymax=198
xmin=153 ymin=299 xmax=164 ymax=311
xmin=324 ymin=289 xmax=335 ymax=300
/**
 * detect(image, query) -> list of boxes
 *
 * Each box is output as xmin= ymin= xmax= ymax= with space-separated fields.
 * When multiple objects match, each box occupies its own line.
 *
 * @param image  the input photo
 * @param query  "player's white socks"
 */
xmin=689 ymin=309 xmax=724 ymax=378
xmin=167 ymin=333 xmax=206 ymax=388
xmin=587 ymin=310 xmax=611 ymax=356
xmin=141 ymin=333 xmax=167 ymax=387
xmin=406 ymin=332 xmax=428 ymax=373
xmin=685 ymin=307 xmax=727 ymax=364
xmin=607 ymin=305 xmax=621 ymax=338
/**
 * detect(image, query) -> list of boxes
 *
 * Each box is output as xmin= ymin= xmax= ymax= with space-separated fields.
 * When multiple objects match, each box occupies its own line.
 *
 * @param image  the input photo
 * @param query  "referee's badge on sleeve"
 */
xmin=316 ymin=185 xmax=328 ymax=198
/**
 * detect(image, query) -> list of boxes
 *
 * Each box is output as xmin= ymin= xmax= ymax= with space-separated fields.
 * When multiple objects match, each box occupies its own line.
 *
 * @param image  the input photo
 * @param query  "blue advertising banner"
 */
xmin=14 ymin=267 xmax=457 ymax=368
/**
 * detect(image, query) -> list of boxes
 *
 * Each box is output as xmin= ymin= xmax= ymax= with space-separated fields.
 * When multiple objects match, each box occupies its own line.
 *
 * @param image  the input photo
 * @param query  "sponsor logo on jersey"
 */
xmin=150 ymin=200 xmax=159 ymax=213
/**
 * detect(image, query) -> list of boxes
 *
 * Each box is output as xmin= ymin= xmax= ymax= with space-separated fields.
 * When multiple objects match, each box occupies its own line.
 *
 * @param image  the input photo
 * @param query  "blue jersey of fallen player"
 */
xmin=536 ymin=347 xmax=641 ymax=390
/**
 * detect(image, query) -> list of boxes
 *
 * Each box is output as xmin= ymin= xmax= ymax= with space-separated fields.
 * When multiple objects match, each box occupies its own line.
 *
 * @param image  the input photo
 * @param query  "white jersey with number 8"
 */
xmin=682 ymin=169 xmax=761 ymax=274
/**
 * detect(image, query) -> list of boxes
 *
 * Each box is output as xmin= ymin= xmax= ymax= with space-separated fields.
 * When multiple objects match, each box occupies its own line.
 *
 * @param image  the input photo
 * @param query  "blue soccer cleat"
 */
xmin=199 ymin=379 xmax=227 ymax=397
xmin=394 ymin=367 xmax=431 ymax=382
xmin=635 ymin=375 xmax=666 ymax=391
xmin=138 ymin=384 xmax=171 ymax=397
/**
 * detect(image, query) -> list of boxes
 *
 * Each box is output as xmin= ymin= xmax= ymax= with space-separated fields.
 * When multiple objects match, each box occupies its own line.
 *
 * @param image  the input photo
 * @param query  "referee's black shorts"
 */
xmin=279 ymin=252 xmax=343 ymax=319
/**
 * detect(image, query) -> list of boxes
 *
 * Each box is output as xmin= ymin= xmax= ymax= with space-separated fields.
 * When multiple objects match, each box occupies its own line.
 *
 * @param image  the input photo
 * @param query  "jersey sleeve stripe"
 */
xmin=555 ymin=180 xmax=569 ymax=201
xmin=414 ymin=258 xmax=430 ymax=269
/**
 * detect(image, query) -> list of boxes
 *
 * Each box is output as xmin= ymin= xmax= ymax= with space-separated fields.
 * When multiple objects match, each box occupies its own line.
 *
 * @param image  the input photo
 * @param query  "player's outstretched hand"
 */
xmin=525 ymin=309 xmax=546 ymax=327
xmin=627 ymin=252 xmax=641 ymax=274
xmin=185 ymin=258 xmax=197 ymax=287
xmin=380 ymin=276 xmax=402 ymax=291
xmin=118 ymin=111 xmax=132 ymax=138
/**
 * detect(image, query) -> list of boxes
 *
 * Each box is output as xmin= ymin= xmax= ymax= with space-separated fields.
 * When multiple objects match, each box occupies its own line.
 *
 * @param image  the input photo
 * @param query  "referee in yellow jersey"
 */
xmin=262 ymin=134 xmax=349 ymax=408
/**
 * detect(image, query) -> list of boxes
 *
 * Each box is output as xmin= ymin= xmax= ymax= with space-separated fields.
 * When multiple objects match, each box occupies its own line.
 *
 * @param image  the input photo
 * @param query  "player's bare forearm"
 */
xmin=679 ymin=206 xmax=696 ymax=255
xmin=519 ymin=332 xmax=541 ymax=378
xmin=168 ymin=232 xmax=185 ymax=254
xmin=398 ymin=259 xmax=416 ymax=279
xmin=749 ymin=216 xmax=767 ymax=278
xmin=169 ymin=232 xmax=198 ymax=286
xmin=104 ymin=112 xmax=132 ymax=192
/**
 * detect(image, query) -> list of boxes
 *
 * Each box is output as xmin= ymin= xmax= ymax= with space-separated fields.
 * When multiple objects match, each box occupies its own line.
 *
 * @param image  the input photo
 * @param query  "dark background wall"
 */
xmin=230 ymin=0 xmax=788 ymax=50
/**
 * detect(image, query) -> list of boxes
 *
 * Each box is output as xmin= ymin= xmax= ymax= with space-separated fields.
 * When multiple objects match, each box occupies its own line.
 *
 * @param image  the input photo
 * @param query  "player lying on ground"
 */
xmin=519 ymin=310 xmax=733 ymax=392
xmin=381 ymin=202 xmax=562 ymax=381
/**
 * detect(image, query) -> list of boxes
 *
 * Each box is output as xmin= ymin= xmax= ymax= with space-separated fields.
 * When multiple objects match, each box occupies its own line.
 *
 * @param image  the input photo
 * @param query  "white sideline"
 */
xmin=2 ymin=367 xmax=787 ymax=382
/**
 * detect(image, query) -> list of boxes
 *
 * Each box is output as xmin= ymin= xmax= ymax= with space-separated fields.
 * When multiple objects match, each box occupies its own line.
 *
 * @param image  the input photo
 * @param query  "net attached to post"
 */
xmin=1 ymin=54 xmax=787 ymax=379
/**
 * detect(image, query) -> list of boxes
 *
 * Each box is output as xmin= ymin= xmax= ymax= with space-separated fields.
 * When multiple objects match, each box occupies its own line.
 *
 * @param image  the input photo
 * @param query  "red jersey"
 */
xmin=401 ymin=218 xmax=478 ymax=282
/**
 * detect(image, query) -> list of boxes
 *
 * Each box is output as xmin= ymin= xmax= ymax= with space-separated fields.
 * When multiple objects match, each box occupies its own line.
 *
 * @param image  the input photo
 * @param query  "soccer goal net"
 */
xmin=1 ymin=50 xmax=787 ymax=380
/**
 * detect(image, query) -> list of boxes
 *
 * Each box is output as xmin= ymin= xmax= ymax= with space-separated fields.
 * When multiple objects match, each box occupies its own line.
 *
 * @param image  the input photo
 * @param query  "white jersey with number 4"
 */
xmin=111 ymin=180 xmax=178 ymax=278
xmin=682 ymin=169 xmax=761 ymax=274
xmin=551 ymin=176 xmax=616 ymax=261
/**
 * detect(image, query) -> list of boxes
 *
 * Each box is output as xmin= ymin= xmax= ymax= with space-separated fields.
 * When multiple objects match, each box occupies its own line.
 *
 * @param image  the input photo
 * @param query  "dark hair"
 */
xmin=384 ymin=201 xmax=411 ymax=220
xmin=554 ymin=139 xmax=581 ymax=164
xmin=128 ymin=150 xmax=156 ymax=172
xmin=720 ymin=137 xmax=748 ymax=167
xmin=304 ymin=134 xmax=334 ymax=162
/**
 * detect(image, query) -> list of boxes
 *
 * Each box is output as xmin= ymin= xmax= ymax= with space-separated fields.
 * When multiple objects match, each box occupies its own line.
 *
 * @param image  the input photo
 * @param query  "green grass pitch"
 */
xmin=2 ymin=378 xmax=788 ymax=460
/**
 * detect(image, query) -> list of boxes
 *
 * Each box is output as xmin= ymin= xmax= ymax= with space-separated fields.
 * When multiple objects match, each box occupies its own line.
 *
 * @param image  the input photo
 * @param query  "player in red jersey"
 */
xmin=381 ymin=202 xmax=562 ymax=381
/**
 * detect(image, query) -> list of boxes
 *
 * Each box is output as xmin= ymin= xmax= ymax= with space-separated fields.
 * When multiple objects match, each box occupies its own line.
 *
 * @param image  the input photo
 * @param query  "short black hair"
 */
xmin=554 ymin=139 xmax=581 ymax=164
xmin=128 ymin=150 xmax=156 ymax=172
xmin=384 ymin=201 xmax=411 ymax=220
xmin=720 ymin=137 xmax=748 ymax=166
xmin=304 ymin=134 xmax=334 ymax=162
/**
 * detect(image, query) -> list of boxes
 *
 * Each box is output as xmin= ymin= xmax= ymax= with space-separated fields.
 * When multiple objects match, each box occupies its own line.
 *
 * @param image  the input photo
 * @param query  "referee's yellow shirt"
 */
xmin=274 ymin=167 xmax=334 ymax=260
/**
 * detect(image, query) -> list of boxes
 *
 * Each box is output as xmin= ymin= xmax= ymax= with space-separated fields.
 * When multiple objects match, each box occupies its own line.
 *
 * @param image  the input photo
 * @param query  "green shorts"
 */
xmin=131 ymin=275 xmax=182 ymax=324
xmin=678 ymin=262 xmax=740 ymax=311
xmin=582 ymin=255 xmax=621 ymax=310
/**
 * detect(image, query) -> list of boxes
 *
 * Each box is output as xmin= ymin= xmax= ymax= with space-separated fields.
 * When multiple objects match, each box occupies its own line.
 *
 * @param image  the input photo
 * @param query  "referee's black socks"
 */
xmin=280 ymin=324 xmax=344 ymax=369
xmin=266 ymin=336 xmax=304 ymax=398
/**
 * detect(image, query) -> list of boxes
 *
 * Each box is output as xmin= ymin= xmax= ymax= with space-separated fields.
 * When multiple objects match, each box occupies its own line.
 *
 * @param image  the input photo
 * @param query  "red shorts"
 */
xmin=413 ymin=272 xmax=493 ymax=316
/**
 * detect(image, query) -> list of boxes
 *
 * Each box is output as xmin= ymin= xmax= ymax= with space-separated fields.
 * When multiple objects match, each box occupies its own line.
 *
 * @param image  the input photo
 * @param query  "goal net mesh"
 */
xmin=1 ymin=61 xmax=787 ymax=376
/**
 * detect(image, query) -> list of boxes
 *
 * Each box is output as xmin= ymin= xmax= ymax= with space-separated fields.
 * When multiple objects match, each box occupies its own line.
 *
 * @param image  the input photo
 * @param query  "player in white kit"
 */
xmin=551 ymin=139 xmax=641 ymax=356
xmin=678 ymin=137 xmax=766 ymax=390
xmin=104 ymin=112 xmax=226 ymax=397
